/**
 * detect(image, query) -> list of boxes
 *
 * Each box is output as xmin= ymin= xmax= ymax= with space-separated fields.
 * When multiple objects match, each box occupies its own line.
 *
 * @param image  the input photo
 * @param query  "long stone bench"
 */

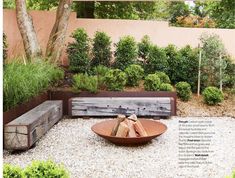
xmin=69 ymin=97 xmax=175 ymax=117
xmin=4 ymin=100 xmax=63 ymax=150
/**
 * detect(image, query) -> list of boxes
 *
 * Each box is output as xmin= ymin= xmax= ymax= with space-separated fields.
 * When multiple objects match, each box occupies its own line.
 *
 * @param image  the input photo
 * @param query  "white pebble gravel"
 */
xmin=3 ymin=117 xmax=235 ymax=178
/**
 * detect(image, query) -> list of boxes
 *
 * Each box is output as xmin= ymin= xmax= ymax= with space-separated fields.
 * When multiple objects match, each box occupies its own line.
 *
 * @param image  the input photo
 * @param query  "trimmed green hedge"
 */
xmin=202 ymin=86 xmax=224 ymax=105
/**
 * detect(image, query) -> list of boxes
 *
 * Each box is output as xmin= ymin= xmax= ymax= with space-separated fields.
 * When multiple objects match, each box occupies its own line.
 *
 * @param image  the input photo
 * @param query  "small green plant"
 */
xmin=138 ymin=35 xmax=152 ymax=61
xmin=67 ymin=28 xmax=90 ymax=73
xmin=145 ymin=45 xmax=168 ymax=74
xmin=104 ymin=69 xmax=127 ymax=91
xmin=159 ymin=83 xmax=174 ymax=91
xmin=144 ymin=74 xmax=161 ymax=91
xmin=124 ymin=64 xmax=144 ymax=86
xmin=73 ymin=73 xmax=98 ymax=93
xmin=92 ymin=65 xmax=110 ymax=89
xmin=3 ymin=164 xmax=23 ymax=178
xmin=202 ymin=86 xmax=224 ymax=105
xmin=155 ymin=71 xmax=171 ymax=84
xmin=175 ymin=82 xmax=192 ymax=101
xmin=114 ymin=36 xmax=138 ymax=70
xmin=91 ymin=31 xmax=112 ymax=67
xmin=24 ymin=160 xmax=69 ymax=178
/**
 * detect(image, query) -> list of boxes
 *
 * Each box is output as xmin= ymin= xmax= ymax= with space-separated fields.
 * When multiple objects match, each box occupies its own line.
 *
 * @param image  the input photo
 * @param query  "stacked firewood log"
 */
xmin=111 ymin=114 xmax=148 ymax=137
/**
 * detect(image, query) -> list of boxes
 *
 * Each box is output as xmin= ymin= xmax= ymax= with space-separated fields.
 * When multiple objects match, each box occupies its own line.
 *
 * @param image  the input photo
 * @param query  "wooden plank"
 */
xmin=71 ymin=97 xmax=172 ymax=117
xmin=4 ymin=100 xmax=63 ymax=150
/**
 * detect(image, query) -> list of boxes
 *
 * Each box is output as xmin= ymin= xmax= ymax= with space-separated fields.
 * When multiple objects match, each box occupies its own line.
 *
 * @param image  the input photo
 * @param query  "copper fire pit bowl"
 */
xmin=91 ymin=119 xmax=167 ymax=145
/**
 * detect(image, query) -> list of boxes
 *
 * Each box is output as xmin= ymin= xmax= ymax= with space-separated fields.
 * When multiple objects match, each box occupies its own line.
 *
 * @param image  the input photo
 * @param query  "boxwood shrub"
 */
xmin=73 ymin=73 xmax=98 ymax=93
xmin=114 ymin=36 xmax=138 ymax=70
xmin=175 ymin=82 xmax=192 ymax=101
xmin=144 ymin=74 xmax=161 ymax=91
xmin=67 ymin=28 xmax=90 ymax=73
xmin=91 ymin=31 xmax=112 ymax=67
xmin=155 ymin=71 xmax=171 ymax=84
xmin=3 ymin=62 xmax=64 ymax=111
xmin=124 ymin=64 xmax=144 ymax=86
xmin=202 ymin=86 xmax=224 ymax=105
xmin=159 ymin=83 xmax=174 ymax=91
xmin=104 ymin=69 xmax=127 ymax=91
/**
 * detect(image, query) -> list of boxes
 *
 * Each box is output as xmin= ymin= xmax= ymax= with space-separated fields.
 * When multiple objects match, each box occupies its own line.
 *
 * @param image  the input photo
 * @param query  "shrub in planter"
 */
xmin=145 ymin=45 xmax=168 ymax=74
xmin=144 ymin=74 xmax=161 ymax=91
xmin=175 ymin=82 xmax=192 ymax=101
xmin=3 ymin=164 xmax=23 ymax=178
xmin=91 ymin=31 xmax=112 ymax=67
xmin=104 ymin=69 xmax=127 ymax=91
xmin=138 ymin=35 xmax=152 ymax=62
xmin=124 ymin=64 xmax=144 ymax=86
xmin=24 ymin=160 xmax=69 ymax=178
xmin=92 ymin=65 xmax=110 ymax=89
xmin=159 ymin=83 xmax=174 ymax=91
xmin=202 ymin=86 xmax=224 ymax=105
xmin=67 ymin=28 xmax=90 ymax=73
xmin=155 ymin=71 xmax=171 ymax=84
xmin=164 ymin=44 xmax=181 ymax=83
xmin=73 ymin=73 xmax=98 ymax=93
xmin=3 ymin=61 xmax=64 ymax=111
xmin=114 ymin=36 xmax=138 ymax=70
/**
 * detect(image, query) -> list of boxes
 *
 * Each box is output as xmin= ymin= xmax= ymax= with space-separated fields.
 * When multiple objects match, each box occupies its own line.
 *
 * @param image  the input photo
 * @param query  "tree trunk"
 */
xmin=15 ymin=0 xmax=42 ymax=61
xmin=46 ymin=0 xmax=73 ymax=64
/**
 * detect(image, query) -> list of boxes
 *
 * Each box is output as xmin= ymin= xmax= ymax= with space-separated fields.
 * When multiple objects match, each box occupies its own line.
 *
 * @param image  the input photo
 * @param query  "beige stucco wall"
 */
xmin=4 ymin=9 xmax=235 ymax=65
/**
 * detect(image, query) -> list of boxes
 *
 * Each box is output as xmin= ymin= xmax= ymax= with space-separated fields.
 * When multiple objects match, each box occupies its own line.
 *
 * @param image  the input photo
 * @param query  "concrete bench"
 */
xmin=4 ymin=100 xmax=63 ymax=150
xmin=69 ymin=97 xmax=175 ymax=117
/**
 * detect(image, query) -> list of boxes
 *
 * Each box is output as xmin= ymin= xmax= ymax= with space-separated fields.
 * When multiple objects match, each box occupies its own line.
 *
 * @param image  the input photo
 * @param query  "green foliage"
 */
xmin=200 ymin=33 xmax=226 ymax=87
xmin=24 ymin=160 xmax=69 ymax=178
xmin=92 ymin=65 xmax=110 ymax=89
xmin=3 ymin=33 xmax=8 ymax=64
xmin=175 ymin=82 xmax=192 ymax=101
xmin=73 ymin=73 xmax=98 ymax=93
xmin=223 ymin=57 xmax=235 ymax=88
xmin=3 ymin=164 xmax=23 ymax=178
xmin=124 ymin=64 xmax=144 ymax=86
xmin=155 ymin=71 xmax=171 ymax=84
xmin=94 ymin=1 xmax=169 ymax=20
xmin=164 ymin=44 xmax=181 ymax=83
xmin=104 ymin=69 xmax=127 ymax=91
xmin=145 ymin=45 xmax=168 ymax=74
xmin=138 ymin=35 xmax=152 ymax=61
xmin=92 ymin=31 xmax=112 ymax=67
xmin=144 ymin=74 xmax=161 ymax=91
xmin=177 ymin=45 xmax=199 ymax=92
xmin=202 ymin=86 xmax=224 ymax=105
xmin=67 ymin=28 xmax=90 ymax=73
xmin=114 ymin=36 xmax=138 ymax=70
xmin=169 ymin=1 xmax=190 ymax=24
xmin=3 ymin=61 xmax=64 ymax=111
xmin=159 ymin=83 xmax=174 ymax=92
xmin=27 ymin=0 xmax=59 ymax=10
xmin=211 ymin=0 xmax=235 ymax=29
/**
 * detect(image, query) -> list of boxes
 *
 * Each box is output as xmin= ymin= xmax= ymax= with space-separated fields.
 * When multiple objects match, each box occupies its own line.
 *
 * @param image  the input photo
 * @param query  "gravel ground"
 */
xmin=4 ymin=117 xmax=235 ymax=178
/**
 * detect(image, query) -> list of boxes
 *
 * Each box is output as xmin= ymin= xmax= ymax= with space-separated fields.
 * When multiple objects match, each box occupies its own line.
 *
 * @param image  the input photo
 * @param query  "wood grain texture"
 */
xmin=4 ymin=100 xmax=63 ymax=150
xmin=71 ymin=97 xmax=172 ymax=117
